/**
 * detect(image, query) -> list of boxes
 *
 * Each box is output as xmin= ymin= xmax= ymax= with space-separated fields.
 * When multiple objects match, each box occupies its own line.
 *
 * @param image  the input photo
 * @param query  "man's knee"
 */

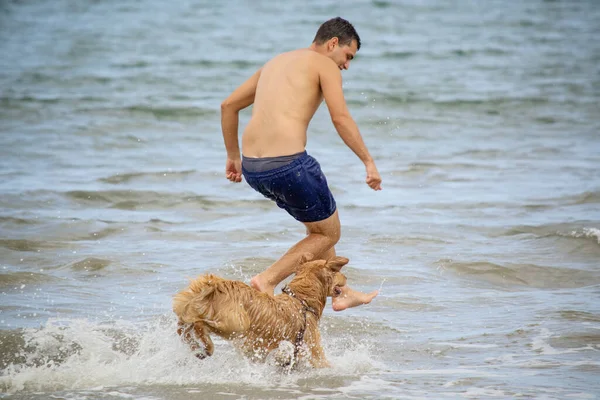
xmin=326 ymin=210 xmax=341 ymax=243
xmin=308 ymin=229 xmax=339 ymax=250
xmin=327 ymin=224 xmax=341 ymax=245
xmin=305 ymin=212 xmax=341 ymax=245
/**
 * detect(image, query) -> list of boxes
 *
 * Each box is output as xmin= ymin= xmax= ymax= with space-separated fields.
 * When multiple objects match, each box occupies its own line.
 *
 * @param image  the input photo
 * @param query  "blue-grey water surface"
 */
xmin=1 ymin=0 xmax=599 ymax=399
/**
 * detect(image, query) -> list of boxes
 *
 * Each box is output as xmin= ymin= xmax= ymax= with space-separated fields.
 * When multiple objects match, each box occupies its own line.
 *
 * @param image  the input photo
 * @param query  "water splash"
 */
xmin=0 ymin=315 xmax=378 ymax=394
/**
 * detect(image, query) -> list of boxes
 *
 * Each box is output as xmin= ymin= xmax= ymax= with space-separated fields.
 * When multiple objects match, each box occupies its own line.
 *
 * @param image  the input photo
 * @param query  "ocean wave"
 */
xmin=501 ymin=224 xmax=600 ymax=246
xmin=64 ymin=190 xmax=279 ymax=212
xmin=432 ymin=96 xmax=550 ymax=107
xmin=65 ymin=190 xmax=219 ymax=210
xmin=0 ymin=94 xmax=107 ymax=106
xmin=562 ymin=228 xmax=600 ymax=245
xmin=372 ymin=297 xmax=445 ymax=312
xmin=147 ymin=218 xmax=175 ymax=224
xmin=449 ymin=47 xmax=511 ymax=57
xmin=0 ymin=239 xmax=66 ymax=252
xmin=380 ymin=50 xmax=418 ymax=59
xmin=345 ymin=87 xmax=558 ymax=108
xmin=0 ymin=95 xmax=61 ymax=106
xmin=80 ymin=227 xmax=123 ymax=241
xmin=65 ymin=103 xmax=217 ymax=120
xmin=435 ymin=260 xmax=600 ymax=289
xmin=173 ymin=59 xmax=261 ymax=69
xmin=12 ymin=71 xmax=113 ymax=86
xmin=0 ymin=216 xmax=40 ymax=226
xmin=547 ymin=332 xmax=600 ymax=352
xmin=121 ymin=105 xmax=216 ymax=119
xmin=452 ymin=149 xmax=508 ymax=159
xmin=555 ymin=310 xmax=600 ymax=323
xmin=381 ymin=47 xmax=511 ymax=60
xmin=372 ymin=0 xmax=392 ymax=8
xmin=3 ymin=189 xmax=275 ymax=213
xmin=66 ymin=257 xmax=111 ymax=272
xmin=530 ymin=328 xmax=599 ymax=357
xmin=0 ymin=271 xmax=59 ymax=287
xmin=99 ymin=169 xmax=196 ymax=184
xmin=110 ymin=60 xmax=152 ymax=69
xmin=388 ymin=161 xmax=499 ymax=177
xmin=534 ymin=190 xmax=600 ymax=206
xmin=367 ymin=234 xmax=450 ymax=245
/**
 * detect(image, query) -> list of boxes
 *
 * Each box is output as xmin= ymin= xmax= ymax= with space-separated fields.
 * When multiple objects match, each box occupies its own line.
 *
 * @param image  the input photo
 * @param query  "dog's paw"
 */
xmin=270 ymin=341 xmax=295 ymax=367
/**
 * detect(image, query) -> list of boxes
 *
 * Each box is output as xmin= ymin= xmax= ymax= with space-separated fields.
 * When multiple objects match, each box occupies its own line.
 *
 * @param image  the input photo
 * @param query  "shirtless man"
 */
xmin=220 ymin=17 xmax=381 ymax=311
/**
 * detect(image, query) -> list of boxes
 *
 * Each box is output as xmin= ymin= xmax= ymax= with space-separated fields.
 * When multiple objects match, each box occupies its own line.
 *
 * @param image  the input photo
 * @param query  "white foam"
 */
xmin=0 ymin=315 xmax=379 ymax=394
xmin=583 ymin=228 xmax=600 ymax=244
xmin=531 ymin=328 xmax=559 ymax=355
xmin=336 ymin=375 xmax=397 ymax=396
xmin=530 ymin=328 xmax=596 ymax=356
xmin=567 ymin=227 xmax=600 ymax=244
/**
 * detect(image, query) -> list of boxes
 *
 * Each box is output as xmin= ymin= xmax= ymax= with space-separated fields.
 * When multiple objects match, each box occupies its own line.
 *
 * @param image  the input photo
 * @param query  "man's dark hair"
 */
xmin=313 ymin=17 xmax=361 ymax=50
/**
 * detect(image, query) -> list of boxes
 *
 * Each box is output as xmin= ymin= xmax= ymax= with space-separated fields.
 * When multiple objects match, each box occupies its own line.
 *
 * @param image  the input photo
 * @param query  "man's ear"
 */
xmin=327 ymin=36 xmax=339 ymax=51
xmin=326 ymin=256 xmax=349 ymax=272
xmin=299 ymin=253 xmax=315 ymax=265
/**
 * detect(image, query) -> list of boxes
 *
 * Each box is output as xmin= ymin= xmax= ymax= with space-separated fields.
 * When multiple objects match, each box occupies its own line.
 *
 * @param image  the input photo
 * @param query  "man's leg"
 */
xmin=318 ymin=247 xmax=378 ymax=312
xmin=251 ymin=210 xmax=378 ymax=309
xmin=250 ymin=210 xmax=342 ymax=295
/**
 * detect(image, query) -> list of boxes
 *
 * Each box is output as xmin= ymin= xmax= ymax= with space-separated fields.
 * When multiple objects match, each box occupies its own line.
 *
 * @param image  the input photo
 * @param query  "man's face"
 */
xmin=328 ymin=38 xmax=358 ymax=71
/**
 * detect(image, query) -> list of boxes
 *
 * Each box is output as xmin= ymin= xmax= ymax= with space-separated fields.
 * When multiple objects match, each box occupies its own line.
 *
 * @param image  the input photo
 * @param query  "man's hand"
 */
xmin=226 ymin=158 xmax=242 ymax=183
xmin=365 ymin=162 xmax=382 ymax=191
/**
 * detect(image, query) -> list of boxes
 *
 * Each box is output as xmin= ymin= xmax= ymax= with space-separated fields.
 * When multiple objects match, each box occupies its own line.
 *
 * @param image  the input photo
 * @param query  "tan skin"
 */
xmin=221 ymin=37 xmax=381 ymax=311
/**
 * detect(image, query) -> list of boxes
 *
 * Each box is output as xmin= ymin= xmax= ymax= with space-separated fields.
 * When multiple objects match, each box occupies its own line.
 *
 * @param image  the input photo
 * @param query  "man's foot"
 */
xmin=250 ymin=274 xmax=275 ymax=296
xmin=332 ymin=286 xmax=378 ymax=312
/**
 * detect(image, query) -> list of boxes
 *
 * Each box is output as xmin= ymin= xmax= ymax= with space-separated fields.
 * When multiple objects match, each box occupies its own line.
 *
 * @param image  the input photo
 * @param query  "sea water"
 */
xmin=1 ymin=0 xmax=599 ymax=398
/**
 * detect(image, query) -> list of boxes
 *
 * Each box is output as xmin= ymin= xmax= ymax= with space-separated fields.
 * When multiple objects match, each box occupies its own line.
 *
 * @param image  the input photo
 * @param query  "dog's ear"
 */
xmin=326 ymin=256 xmax=349 ymax=272
xmin=299 ymin=252 xmax=315 ymax=265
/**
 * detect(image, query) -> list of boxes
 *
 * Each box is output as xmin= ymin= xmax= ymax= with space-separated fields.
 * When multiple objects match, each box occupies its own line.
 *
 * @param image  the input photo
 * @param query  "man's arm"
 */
xmin=319 ymin=61 xmax=382 ymax=190
xmin=220 ymin=68 xmax=262 ymax=182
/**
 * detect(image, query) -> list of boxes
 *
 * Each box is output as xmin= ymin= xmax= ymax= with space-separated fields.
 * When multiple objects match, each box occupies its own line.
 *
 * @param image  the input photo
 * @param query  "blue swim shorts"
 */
xmin=242 ymin=152 xmax=337 ymax=223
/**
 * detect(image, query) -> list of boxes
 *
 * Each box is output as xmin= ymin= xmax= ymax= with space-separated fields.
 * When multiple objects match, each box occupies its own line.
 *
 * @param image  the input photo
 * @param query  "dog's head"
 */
xmin=294 ymin=253 xmax=348 ymax=297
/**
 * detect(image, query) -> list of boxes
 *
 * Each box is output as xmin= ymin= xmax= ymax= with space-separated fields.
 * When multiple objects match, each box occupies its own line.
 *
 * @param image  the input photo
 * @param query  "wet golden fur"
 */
xmin=172 ymin=255 xmax=348 ymax=368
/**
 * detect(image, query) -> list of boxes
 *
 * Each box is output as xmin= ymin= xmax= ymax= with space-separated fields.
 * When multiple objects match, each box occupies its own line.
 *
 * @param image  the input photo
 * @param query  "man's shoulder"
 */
xmin=279 ymin=49 xmax=334 ymax=66
xmin=263 ymin=49 xmax=337 ymax=82
xmin=302 ymin=51 xmax=340 ymax=77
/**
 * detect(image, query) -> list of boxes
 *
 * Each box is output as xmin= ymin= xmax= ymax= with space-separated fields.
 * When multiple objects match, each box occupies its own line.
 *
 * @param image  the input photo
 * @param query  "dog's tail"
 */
xmin=172 ymin=274 xmax=220 ymax=324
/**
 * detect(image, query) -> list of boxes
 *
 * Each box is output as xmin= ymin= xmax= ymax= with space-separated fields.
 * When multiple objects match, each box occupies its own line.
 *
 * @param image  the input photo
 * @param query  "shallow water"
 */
xmin=1 ymin=0 xmax=599 ymax=398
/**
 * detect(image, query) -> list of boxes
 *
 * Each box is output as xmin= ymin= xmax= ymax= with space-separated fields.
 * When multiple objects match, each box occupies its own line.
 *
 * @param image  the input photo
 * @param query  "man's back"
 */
xmin=242 ymin=49 xmax=326 ymax=158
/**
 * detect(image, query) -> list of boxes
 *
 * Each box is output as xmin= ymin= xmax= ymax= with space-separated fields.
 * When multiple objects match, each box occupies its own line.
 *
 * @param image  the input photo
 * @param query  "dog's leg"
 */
xmin=309 ymin=344 xmax=331 ymax=368
xmin=177 ymin=320 xmax=214 ymax=359
xmin=178 ymin=321 xmax=202 ymax=355
xmin=193 ymin=321 xmax=214 ymax=358
xmin=177 ymin=320 xmax=197 ymax=347
xmin=177 ymin=320 xmax=186 ymax=337
xmin=307 ymin=331 xmax=331 ymax=368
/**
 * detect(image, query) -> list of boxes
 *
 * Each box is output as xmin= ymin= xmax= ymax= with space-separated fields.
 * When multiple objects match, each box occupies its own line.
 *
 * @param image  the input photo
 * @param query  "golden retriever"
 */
xmin=172 ymin=255 xmax=348 ymax=368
